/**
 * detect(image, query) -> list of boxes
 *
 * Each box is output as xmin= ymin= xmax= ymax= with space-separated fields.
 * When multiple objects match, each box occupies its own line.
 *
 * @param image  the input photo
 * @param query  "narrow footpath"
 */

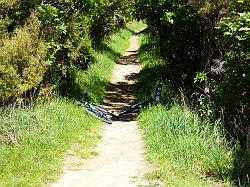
xmin=51 ymin=33 xmax=152 ymax=187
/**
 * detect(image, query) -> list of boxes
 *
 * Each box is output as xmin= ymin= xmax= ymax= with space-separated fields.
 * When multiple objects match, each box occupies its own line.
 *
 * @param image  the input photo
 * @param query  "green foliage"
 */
xmin=139 ymin=105 xmax=235 ymax=186
xmin=0 ymin=17 xmax=10 ymax=37
xmin=135 ymin=0 xmax=249 ymax=152
xmin=138 ymin=29 xmax=249 ymax=186
xmin=215 ymin=3 xmax=250 ymax=142
xmin=137 ymin=30 xmax=174 ymax=103
xmin=0 ymin=13 xmax=47 ymax=101
xmin=61 ymin=26 xmax=134 ymax=101
xmin=0 ymin=0 xmax=133 ymax=102
xmin=0 ymin=22 xmax=140 ymax=186
xmin=134 ymin=0 xmax=204 ymax=85
xmin=0 ymin=98 xmax=101 ymax=186
xmin=37 ymin=0 xmax=133 ymax=98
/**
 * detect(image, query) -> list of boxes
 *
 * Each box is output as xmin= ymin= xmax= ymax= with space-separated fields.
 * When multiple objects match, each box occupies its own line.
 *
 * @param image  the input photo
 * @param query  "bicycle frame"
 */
xmin=117 ymin=82 xmax=163 ymax=117
xmin=77 ymin=82 xmax=163 ymax=122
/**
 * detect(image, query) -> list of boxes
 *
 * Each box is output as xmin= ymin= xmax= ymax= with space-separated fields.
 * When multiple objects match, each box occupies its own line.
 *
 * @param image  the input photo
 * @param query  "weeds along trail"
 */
xmin=0 ymin=24 xmax=144 ymax=187
xmin=51 ymin=33 xmax=153 ymax=187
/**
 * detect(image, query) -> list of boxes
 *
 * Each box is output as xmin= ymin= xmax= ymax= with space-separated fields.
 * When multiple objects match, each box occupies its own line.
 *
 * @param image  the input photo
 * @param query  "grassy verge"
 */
xmin=0 ymin=23 xmax=140 ymax=187
xmin=66 ymin=21 xmax=147 ymax=102
xmin=137 ymin=30 xmax=174 ymax=103
xmin=139 ymin=105 xmax=234 ymax=186
xmin=126 ymin=21 xmax=147 ymax=32
xmin=0 ymin=99 xmax=101 ymax=186
xmin=137 ymin=30 xmax=237 ymax=186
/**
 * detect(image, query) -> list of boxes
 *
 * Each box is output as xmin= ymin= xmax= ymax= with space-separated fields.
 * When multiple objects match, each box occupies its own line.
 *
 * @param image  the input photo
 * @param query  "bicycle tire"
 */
xmin=82 ymin=101 xmax=118 ymax=119
xmin=118 ymin=100 xmax=147 ymax=117
xmin=85 ymin=106 xmax=113 ymax=124
xmin=90 ymin=103 xmax=119 ymax=119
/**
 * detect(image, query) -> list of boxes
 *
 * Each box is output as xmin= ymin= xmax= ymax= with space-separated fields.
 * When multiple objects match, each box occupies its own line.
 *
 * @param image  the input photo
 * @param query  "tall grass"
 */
xmin=138 ymin=31 xmax=237 ymax=186
xmin=0 ymin=23 xmax=140 ymax=187
xmin=75 ymin=27 xmax=135 ymax=102
xmin=0 ymin=99 xmax=101 ymax=187
xmin=139 ymin=105 xmax=234 ymax=186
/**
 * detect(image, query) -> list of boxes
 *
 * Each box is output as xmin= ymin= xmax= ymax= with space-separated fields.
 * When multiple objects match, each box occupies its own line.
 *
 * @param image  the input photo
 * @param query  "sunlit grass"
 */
xmin=126 ymin=21 xmax=147 ymax=32
xmin=0 ymin=98 xmax=102 ymax=187
xmin=139 ymin=105 xmax=234 ymax=186
xmin=138 ymin=31 xmax=237 ymax=186
xmin=76 ymin=27 xmax=134 ymax=103
xmin=0 ymin=22 xmax=143 ymax=187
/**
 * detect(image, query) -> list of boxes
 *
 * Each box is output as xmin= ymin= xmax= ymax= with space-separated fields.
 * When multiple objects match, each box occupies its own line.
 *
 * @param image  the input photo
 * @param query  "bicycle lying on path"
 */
xmin=77 ymin=82 xmax=163 ymax=124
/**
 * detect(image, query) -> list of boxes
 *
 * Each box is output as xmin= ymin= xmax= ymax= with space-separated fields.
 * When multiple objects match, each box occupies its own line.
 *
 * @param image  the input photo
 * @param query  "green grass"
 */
xmin=76 ymin=27 xmax=135 ymax=103
xmin=137 ymin=30 xmax=175 ymax=103
xmin=139 ymin=105 xmax=234 ymax=186
xmin=137 ymin=30 xmax=237 ymax=186
xmin=0 ymin=98 xmax=101 ymax=187
xmin=0 ymin=23 xmax=142 ymax=187
xmin=126 ymin=21 xmax=147 ymax=32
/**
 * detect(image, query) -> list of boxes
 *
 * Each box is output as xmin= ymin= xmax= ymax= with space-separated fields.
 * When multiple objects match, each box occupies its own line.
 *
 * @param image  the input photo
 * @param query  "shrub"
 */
xmin=0 ymin=0 xmax=133 ymax=104
xmin=0 ymin=13 xmax=47 ymax=101
xmin=215 ymin=4 xmax=250 ymax=142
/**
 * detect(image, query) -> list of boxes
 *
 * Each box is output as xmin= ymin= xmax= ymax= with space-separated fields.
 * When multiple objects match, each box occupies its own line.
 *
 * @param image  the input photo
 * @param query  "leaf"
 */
xmin=224 ymin=32 xmax=232 ymax=36
xmin=239 ymin=27 xmax=250 ymax=31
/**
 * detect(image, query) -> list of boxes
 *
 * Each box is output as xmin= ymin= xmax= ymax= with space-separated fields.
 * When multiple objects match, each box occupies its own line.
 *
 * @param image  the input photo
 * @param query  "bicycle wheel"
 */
xmin=90 ymin=103 xmax=119 ymax=119
xmin=118 ymin=100 xmax=147 ymax=117
xmin=84 ymin=103 xmax=113 ymax=124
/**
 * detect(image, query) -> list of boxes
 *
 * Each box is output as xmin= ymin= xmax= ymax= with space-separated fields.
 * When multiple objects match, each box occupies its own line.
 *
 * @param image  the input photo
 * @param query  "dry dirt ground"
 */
xmin=50 ymin=34 xmax=153 ymax=187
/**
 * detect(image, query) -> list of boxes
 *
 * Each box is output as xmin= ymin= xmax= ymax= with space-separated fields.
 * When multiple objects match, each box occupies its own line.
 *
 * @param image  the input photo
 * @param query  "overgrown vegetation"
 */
xmin=0 ymin=0 xmax=249 ymax=186
xmin=0 ymin=0 xmax=133 ymax=103
xmin=134 ymin=0 xmax=249 ymax=146
xmin=0 ymin=24 xmax=135 ymax=186
xmin=134 ymin=1 xmax=249 ymax=185
xmin=139 ymin=105 xmax=234 ymax=186
xmin=0 ymin=13 xmax=47 ymax=101
xmin=137 ymin=31 xmax=247 ymax=186
xmin=0 ymin=98 xmax=101 ymax=187
xmin=59 ymin=27 xmax=133 ymax=101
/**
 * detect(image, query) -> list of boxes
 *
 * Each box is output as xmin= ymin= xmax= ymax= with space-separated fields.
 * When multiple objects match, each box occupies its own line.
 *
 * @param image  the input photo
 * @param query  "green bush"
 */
xmin=134 ymin=0 xmax=204 ymax=86
xmin=0 ymin=0 xmax=134 ymax=103
xmin=36 ymin=0 xmax=132 ymax=97
xmin=0 ymin=13 xmax=47 ymax=101
xmin=215 ymin=3 xmax=250 ymax=142
xmin=134 ymin=0 xmax=249 ymax=147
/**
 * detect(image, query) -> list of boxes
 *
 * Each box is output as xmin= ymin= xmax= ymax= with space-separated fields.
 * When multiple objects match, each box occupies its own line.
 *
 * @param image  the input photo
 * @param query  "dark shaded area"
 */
xmin=103 ymin=82 xmax=137 ymax=106
xmin=102 ymin=81 xmax=139 ymax=122
xmin=95 ymin=43 xmax=122 ymax=59
xmin=137 ymin=30 xmax=250 ymax=185
xmin=116 ymin=54 xmax=138 ymax=65
xmin=137 ymin=30 xmax=179 ymax=104
xmin=101 ymin=47 xmax=142 ymax=122
xmin=232 ymin=150 xmax=250 ymax=186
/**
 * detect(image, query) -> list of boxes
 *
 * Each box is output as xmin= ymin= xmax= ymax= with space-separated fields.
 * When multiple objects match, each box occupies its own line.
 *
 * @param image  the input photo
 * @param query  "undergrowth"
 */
xmin=139 ymin=105 xmax=234 ymax=186
xmin=59 ymin=25 xmax=135 ymax=101
xmin=0 ymin=22 xmax=141 ymax=187
xmin=126 ymin=21 xmax=147 ymax=32
xmin=0 ymin=98 xmax=101 ymax=186
xmin=137 ymin=30 xmax=238 ymax=186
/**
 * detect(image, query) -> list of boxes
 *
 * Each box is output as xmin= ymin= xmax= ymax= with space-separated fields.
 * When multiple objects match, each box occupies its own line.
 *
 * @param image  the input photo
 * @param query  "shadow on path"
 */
xmin=101 ymin=39 xmax=141 ymax=122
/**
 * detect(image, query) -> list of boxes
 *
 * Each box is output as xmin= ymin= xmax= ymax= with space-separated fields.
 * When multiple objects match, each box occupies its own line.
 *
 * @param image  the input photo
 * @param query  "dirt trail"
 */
xmin=50 ymin=34 xmax=152 ymax=187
